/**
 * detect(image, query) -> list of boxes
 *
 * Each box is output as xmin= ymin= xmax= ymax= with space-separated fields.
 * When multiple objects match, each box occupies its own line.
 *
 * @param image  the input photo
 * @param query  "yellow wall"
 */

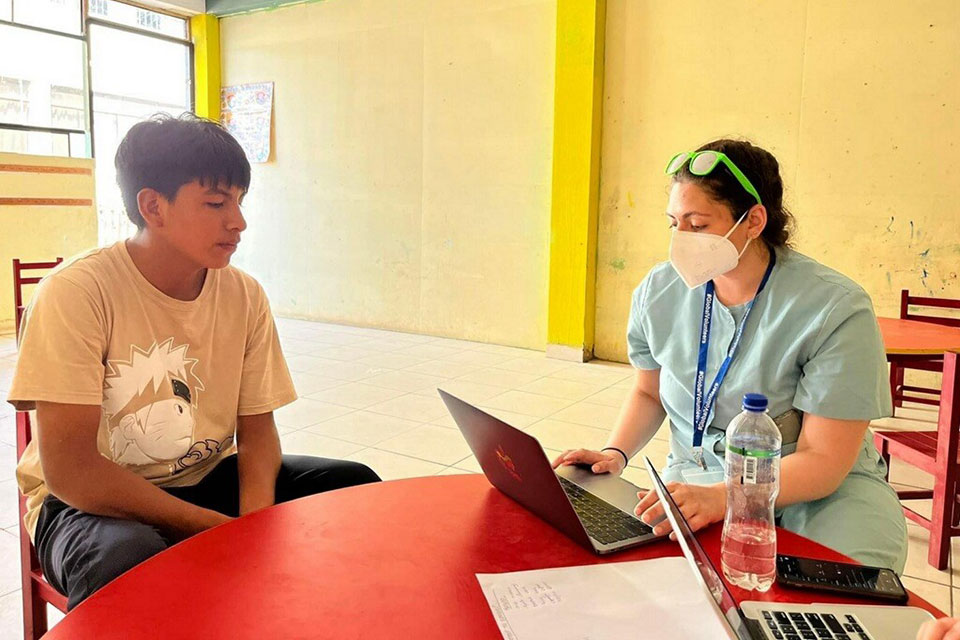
xmin=220 ymin=0 xmax=556 ymax=349
xmin=595 ymin=0 xmax=960 ymax=362
xmin=547 ymin=0 xmax=605 ymax=361
xmin=0 ymin=153 xmax=98 ymax=333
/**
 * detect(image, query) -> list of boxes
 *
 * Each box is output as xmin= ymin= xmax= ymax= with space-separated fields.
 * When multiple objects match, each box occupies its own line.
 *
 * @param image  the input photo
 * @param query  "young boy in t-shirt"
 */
xmin=8 ymin=113 xmax=380 ymax=609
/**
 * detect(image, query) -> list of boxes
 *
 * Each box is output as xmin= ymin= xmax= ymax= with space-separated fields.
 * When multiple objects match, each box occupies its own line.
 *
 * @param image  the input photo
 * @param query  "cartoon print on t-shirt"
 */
xmin=102 ymin=339 xmax=205 ymax=467
xmin=177 ymin=434 xmax=234 ymax=472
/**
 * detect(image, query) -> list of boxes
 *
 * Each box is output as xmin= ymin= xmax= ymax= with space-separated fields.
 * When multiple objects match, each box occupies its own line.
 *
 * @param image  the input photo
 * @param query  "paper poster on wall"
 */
xmin=220 ymin=82 xmax=274 ymax=163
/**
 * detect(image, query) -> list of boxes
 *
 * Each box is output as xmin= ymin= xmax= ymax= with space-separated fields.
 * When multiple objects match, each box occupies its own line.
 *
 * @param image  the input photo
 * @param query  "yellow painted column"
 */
xmin=546 ymin=0 xmax=606 ymax=362
xmin=190 ymin=14 xmax=221 ymax=120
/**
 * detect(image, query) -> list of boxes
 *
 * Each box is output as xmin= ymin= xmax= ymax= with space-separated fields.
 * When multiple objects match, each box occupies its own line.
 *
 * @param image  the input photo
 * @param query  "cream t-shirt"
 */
xmin=8 ymin=241 xmax=297 ymax=540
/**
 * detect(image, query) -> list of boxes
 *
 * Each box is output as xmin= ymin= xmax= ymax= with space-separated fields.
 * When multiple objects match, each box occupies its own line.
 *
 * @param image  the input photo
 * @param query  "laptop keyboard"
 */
xmin=557 ymin=476 xmax=653 ymax=545
xmin=761 ymin=610 xmax=873 ymax=640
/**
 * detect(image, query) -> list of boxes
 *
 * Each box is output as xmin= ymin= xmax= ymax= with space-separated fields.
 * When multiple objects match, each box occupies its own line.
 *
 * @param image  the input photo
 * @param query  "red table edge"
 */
xmin=46 ymin=474 xmax=947 ymax=637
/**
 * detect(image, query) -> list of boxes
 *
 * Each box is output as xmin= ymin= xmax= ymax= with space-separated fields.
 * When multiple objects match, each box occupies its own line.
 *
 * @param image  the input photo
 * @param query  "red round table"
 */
xmin=45 ymin=475 xmax=943 ymax=639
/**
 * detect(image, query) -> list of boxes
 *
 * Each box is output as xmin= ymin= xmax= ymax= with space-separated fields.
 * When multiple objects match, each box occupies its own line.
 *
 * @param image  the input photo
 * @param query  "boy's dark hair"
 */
xmin=115 ymin=112 xmax=251 ymax=228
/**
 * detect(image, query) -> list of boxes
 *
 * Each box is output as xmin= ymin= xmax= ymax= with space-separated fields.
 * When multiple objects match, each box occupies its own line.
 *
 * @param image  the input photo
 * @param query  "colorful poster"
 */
xmin=220 ymin=82 xmax=274 ymax=163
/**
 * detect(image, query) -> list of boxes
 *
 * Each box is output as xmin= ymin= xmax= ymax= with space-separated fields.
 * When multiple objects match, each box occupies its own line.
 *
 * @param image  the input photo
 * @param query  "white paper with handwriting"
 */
xmin=476 ymin=557 xmax=733 ymax=640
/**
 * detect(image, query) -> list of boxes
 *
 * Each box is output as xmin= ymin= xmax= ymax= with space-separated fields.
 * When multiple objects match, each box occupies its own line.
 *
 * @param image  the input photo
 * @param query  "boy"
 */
xmin=8 ymin=113 xmax=379 ymax=609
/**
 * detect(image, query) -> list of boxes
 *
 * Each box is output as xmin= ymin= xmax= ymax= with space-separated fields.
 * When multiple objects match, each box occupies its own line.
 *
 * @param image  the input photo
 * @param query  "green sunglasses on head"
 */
xmin=665 ymin=150 xmax=762 ymax=206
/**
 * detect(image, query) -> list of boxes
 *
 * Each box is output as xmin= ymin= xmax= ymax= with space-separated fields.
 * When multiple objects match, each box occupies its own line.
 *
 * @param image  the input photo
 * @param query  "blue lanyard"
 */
xmin=692 ymin=251 xmax=777 ymax=458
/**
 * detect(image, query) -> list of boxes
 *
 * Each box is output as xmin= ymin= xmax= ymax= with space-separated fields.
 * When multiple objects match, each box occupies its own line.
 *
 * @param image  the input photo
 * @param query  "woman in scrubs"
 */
xmin=553 ymin=139 xmax=907 ymax=572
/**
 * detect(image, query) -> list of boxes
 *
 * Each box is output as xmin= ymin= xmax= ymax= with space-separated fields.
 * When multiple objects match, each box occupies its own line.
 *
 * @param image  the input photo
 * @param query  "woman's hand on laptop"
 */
xmin=634 ymin=482 xmax=726 ymax=539
xmin=916 ymin=617 xmax=960 ymax=640
xmin=551 ymin=449 xmax=625 ymax=475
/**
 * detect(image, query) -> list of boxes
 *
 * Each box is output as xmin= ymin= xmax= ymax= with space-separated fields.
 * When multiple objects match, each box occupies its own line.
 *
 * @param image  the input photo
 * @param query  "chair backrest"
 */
xmin=16 ymin=410 xmax=33 ymax=460
xmin=15 ymin=413 xmax=34 ymax=559
xmin=901 ymin=289 xmax=960 ymax=328
xmin=15 ymin=412 xmax=35 ymax=540
xmin=13 ymin=257 xmax=63 ymax=338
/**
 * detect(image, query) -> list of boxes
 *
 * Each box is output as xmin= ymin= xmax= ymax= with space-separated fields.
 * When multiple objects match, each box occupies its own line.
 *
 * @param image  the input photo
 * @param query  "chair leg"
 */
xmin=21 ymin=581 xmax=48 ymax=640
xmin=19 ymin=516 xmax=47 ymax=640
xmin=928 ymin=469 xmax=958 ymax=570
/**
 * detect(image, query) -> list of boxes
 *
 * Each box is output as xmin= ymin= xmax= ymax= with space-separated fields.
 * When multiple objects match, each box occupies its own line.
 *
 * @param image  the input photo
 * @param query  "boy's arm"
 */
xmin=37 ymin=401 xmax=231 ymax=539
xmin=236 ymin=412 xmax=282 ymax=515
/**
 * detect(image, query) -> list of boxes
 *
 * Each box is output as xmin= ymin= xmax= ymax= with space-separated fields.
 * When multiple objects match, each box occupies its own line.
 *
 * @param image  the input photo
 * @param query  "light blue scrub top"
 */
xmin=627 ymin=248 xmax=907 ymax=572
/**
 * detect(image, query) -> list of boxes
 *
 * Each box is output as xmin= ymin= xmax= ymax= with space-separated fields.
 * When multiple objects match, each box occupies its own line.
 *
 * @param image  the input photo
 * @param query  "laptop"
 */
xmin=643 ymin=456 xmax=934 ymax=640
xmin=439 ymin=390 xmax=662 ymax=553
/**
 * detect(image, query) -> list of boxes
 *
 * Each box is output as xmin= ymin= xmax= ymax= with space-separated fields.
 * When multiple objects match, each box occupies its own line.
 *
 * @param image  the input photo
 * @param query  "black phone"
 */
xmin=776 ymin=554 xmax=909 ymax=604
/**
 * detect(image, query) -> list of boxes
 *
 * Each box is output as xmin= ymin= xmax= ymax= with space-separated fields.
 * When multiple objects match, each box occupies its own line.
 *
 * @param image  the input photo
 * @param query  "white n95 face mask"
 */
xmin=669 ymin=210 xmax=751 ymax=289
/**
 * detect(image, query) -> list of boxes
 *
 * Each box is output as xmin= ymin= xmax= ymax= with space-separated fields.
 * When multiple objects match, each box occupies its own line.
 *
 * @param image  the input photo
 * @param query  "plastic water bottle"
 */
xmin=721 ymin=393 xmax=781 ymax=592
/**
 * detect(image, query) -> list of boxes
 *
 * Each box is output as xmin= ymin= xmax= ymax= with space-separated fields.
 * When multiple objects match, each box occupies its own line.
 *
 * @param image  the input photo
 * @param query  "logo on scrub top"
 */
xmin=495 ymin=445 xmax=522 ymax=483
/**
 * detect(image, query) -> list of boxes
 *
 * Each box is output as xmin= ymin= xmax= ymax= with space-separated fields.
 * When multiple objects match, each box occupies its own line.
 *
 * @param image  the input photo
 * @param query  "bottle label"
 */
xmin=726 ymin=445 xmax=780 ymax=485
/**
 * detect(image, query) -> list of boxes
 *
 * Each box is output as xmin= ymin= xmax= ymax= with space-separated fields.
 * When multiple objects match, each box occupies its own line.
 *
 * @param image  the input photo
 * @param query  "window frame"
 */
xmin=0 ymin=0 xmax=194 ymax=159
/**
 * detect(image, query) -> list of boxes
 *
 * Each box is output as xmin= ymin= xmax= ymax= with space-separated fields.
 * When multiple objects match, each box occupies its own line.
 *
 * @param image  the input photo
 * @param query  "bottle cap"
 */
xmin=742 ymin=393 xmax=768 ymax=412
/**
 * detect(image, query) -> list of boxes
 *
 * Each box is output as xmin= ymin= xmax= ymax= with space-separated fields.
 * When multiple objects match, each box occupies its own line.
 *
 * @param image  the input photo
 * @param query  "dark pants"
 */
xmin=34 ymin=454 xmax=380 ymax=609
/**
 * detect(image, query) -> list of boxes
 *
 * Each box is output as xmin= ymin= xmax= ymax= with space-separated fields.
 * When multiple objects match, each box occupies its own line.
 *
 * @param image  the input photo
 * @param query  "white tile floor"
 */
xmin=0 ymin=319 xmax=957 ymax=635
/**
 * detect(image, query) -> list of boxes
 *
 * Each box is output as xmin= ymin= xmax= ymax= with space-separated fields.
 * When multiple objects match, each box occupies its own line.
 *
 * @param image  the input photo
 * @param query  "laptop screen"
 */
xmin=644 ymin=458 xmax=753 ymax=640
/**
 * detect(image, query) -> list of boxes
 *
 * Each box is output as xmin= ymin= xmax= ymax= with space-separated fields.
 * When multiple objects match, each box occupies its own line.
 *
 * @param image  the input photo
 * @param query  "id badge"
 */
xmin=680 ymin=466 xmax=724 ymax=485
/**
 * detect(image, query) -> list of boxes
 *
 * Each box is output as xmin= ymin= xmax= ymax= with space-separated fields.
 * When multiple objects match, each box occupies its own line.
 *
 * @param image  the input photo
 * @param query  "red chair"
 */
xmin=13 ymin=257 xmax=63 ymax=338
xmin=890 ymin=289 xmax=960 ymax=409
xmin=16 ymin=411 xmax=69 ymax=639
xmin=875 ymin=350 xmax=960 ymax=569
xmin=13 ymin=257 xmax=68 ymax=638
